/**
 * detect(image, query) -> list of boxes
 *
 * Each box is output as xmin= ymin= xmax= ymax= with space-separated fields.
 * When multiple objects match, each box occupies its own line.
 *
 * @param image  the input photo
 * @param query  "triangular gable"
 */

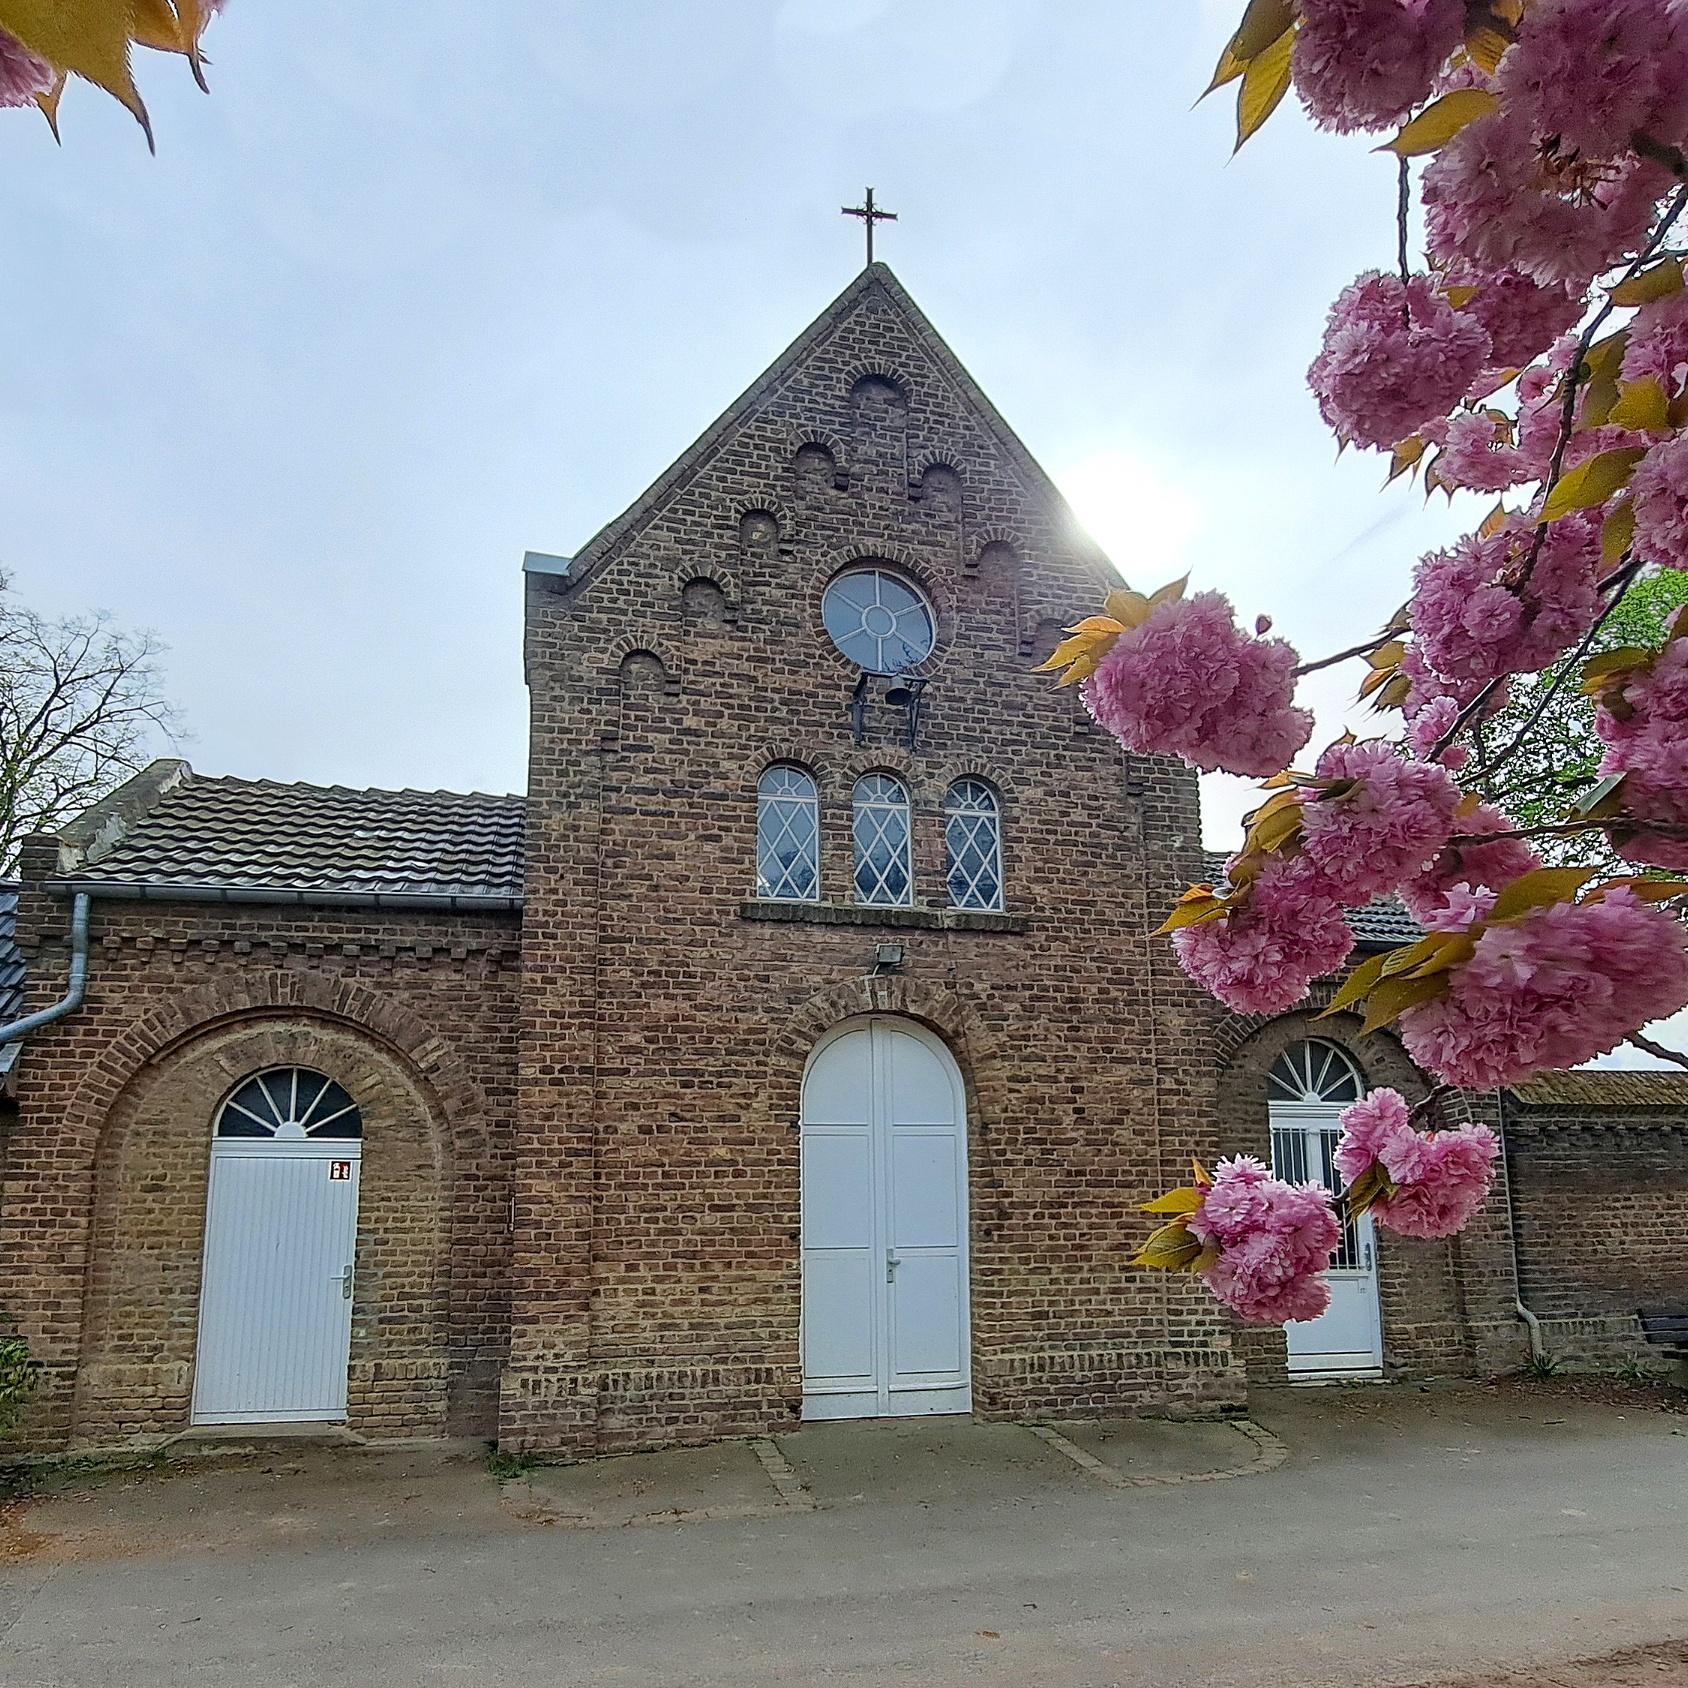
xmin=561 ymin=262 xmax=1115 ymax=587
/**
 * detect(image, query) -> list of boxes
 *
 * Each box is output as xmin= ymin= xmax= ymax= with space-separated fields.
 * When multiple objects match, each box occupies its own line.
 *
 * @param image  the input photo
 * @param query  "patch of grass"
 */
xmin=487 ymin=1446 xmax=539 ymax=1481
xmin=1614 ymin=1356 xmax=1661 ymax=1384
xmin=1524 ymin=1351 xmax=1561 ymax=1380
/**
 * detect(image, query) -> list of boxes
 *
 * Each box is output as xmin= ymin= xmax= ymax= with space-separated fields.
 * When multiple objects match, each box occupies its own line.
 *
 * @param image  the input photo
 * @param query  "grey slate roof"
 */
xmin=1508 ymin=1070 xmax=1688 ymax=1109
xmin=1200 ymin=851 xmax=1420 ymax=950
xmin=0 ymin=882 xmax=23 ymax=1077
xmin=59 ymin=769 xmax=525 ymax=904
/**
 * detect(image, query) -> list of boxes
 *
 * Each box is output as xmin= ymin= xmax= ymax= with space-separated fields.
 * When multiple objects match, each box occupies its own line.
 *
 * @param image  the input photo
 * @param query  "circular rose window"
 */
xmin=821 ymin=567 xmax=935 ymax=674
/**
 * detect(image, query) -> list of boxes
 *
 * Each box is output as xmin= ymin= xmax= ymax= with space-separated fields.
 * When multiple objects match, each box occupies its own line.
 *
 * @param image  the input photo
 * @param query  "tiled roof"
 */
xmin=61 ymin=770 xmax=525 ymax=904
xmin=0 ymin=882 xmax=23 ymax=1075
xmin=1508 ymin=1070 xmax=1688 ymax=1109
xmin=1200 ymin=851 xmax=1420 ymax=950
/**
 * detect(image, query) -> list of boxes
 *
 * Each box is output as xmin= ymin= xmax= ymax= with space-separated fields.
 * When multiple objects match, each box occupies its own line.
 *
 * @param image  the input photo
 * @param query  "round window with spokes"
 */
xmin=821 ymin=567 xmax=935 ymax=674
xmin=215 ymin=1068 xmax=363 ymax=1140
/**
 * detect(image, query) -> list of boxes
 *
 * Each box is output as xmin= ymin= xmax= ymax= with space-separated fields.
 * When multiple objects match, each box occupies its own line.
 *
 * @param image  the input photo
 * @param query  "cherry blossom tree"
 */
xmin=0 ymin=0 xmax=226 ymax=147
xmin=1041 ymin=1 xmax=1688 ymax=1327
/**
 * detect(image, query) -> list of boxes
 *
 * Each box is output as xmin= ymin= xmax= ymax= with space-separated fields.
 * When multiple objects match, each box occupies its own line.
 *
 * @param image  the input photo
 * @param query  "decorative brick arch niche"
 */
xmin=1215 ymin=1005 xmax=1516 ymax=1385
xmin=67 ymin=982 xmax=485 ymax=1448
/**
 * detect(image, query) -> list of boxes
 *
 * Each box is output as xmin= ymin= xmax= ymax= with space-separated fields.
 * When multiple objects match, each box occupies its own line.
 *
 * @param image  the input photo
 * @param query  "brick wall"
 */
xmin=505 ymin=266 xmax=1242 ymax=1451
xmin=0 ymin=863 xmax=518 ymax=1452
xmin=1503 ymin=1088 xmax=1688 ymax=1367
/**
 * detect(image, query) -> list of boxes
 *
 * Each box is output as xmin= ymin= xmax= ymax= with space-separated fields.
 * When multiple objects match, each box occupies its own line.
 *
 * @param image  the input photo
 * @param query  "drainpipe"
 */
xmin=1496 ymin=1087 xmax=1547 ymax=1364
xmin=0 ymin=892 xmax=92 ymax=1049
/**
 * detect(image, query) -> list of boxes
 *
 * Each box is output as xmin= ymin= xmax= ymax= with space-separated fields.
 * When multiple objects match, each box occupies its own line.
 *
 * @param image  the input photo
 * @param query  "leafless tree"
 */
xmin=0 ymin=572 xmax=178 ymax=874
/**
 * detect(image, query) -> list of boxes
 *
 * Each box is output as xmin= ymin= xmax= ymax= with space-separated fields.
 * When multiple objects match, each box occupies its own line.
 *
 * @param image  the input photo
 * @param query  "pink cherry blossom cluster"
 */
xmin=1400 ymin=800 xmax=1542 ymax=927
xmin=1171 ymin=855 xmax=1354 ymax=1016
xmin=1292 ymin=0 xmax=1466 ymax=136
xmin=1188 ymin=1156 xmax=1342 ymax=1324
xmin=1299 ymin=738 xmax=1462 ymax=903
xmin=1333 ymin=1088 xmax=1500 ymax=1240
xmin=1398 ymin=887 xmax=1688 ymax=1086
xmin=1439 ymin=259 xmax=1582 ymax=376
xmin=1082 ymin=591 xmax=1313 ymax=778
xmin=0 ymin=27 xmax=52 ymax=106
xmin=1308 ymin=271 xmax=1491 ymax=450
xmin=1631 ymin=433 xmax=1688 ymax=574
xmin=1410 ymin=510 xmax=1602 ymax=689
xmin=1596 ymin=637 xmax=1688 ymax=871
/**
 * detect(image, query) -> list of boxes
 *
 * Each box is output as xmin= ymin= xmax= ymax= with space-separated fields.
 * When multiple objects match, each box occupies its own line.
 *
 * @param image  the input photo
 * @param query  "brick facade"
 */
xmin=2 ymin=264 xmax=1680 ymax=1458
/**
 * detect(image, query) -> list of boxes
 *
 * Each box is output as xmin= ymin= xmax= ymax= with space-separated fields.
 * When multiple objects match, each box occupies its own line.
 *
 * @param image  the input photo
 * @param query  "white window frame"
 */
xmin=943 ymin=779 xmax=1004 ymax=912
xmin=852 ymin=773 xmax=915 ymax=907
xmin=756 ymin=764 xmax=822 ymax=903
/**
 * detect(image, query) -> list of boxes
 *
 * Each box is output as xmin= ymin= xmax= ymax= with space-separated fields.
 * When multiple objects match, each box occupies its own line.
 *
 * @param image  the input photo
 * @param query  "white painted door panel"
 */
xmin=193 ymin=1140 xmax=360 ymax=1424
xmin=801 ymin=1019 xmax=971 ymax=1419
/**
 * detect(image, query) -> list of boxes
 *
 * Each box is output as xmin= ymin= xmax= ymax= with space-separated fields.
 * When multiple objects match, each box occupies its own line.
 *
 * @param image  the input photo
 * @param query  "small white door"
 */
xmin=1272 ymin=1104 xmax=1384 ymax=1376
xmin=801 ymin=1018 xmax=971 ymax=1420
xmin=193 ymin=1069 xmax=363 ymax=1425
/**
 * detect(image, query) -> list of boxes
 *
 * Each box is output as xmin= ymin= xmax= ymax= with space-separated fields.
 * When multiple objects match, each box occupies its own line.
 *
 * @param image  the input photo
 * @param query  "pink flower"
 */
xmin=1398 ymin=887 xmax=1688 ymax=1085
xmin=1401 ymin=800 xmax=1542 ymax=926
xmin=1405 ymin=693 xmax=1472 ymax=769
xmin=1424 ymin=106 xmax=1672 ymax=287
xmin=1188 ymin=1156 xmax=1341 ymax=1324
xmin=1622 ymin=291 xmax=1688 ymax=400
xmin=1309 ymin=271 xmax=1491 ymax=450
xmin=1292 ymin=0 xmax=1466 ymax=134
xmin=1498 ymin=0 xmax=1688 ymax=162
xmin=1082 ymin=591 xmax=1313 ymax=778
xmin=1334 ymin=1088 xmax=1500 ymax=1240
xmin=1299 ymin=739 xmax=1461 ymax=903
xmin=1631 ymin=434 xmax=1688 ymax=572
xmin=1172 ymin=854 xmax=1354 ymax=1014
xmin=1411 ymin=510 xmax=1602 ymax=687
xmin=1596 ymin=636 xmax=1688 ymax=870
xmin=1429 ymin=409 xmax=1537 ymax=494
xmin=0 ymin=26 xmax=53 ymax=106
xmin=1439 ymin=259 xmax=1583 ymax=374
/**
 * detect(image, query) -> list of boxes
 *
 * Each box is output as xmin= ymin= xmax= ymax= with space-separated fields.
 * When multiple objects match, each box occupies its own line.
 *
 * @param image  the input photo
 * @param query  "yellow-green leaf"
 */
xmin=1539 ymin=447 xmax=1648 ymax=523
xmin=1231 ymin=0 xmax=1296 ymax=60
xmin=1572 ymin=771 xmax=1628 ymax=818
xmin=1321 ymin=949 xmax=1395 ymax=1019
xmin=1582 ymin=330 xmax=1630 ymax=383
xmin=1610 ymin=259 xmax=1687 ymax=308
xmin=1153 ymin=894 xmax=1230 ymax=936
xmin=1342 ymin=1161 xmax=1394 ymax=1220
xmin=1382 ymin=89 xmax=1499 ymax=157
xmin=1102 ymin=590 xmax=1150 ymax=626
xmin=1361 ymin=971 xmax=1451 ymax=1033
xmin=1235 ymin=25 xmax=1293 ymax=152
xmin=1465 ymin=18 xmax=1514 ymax=75
xmin=1132 ymin=1218 xmax=1206 ymax=1271
xmin=1610 ymin=376 xmax=1671 ymax=433
xmin=1602 ymin=498 xmax=1637 ymax=567
xmin=1387 ymin=435 xmax=1427 ymax=484
xmin=1442 ymin=284 xmax=1482 ymax=309
xmin=1479 ymin=501 xmax=1510 ymax=539
xmin=1203 ymin=38 xmax=1248 ymax=99
xmin=1368 ymin=638 xmax=1408 ymax=671
xmin=1149 ymin=573 xmax=1190 ymax=609
xmin=1489 ymin=866 xmax=1599 ymax=924
xmin=0 ymin=0 xmax=151 ymax=140
xmin=1141 ymin=1186 xmax=1205 ymax=1215
xmin=34 ymin=68 xmax=64 ymax=141
xmin=1585 ymin=875 xmax=1688 ymax=905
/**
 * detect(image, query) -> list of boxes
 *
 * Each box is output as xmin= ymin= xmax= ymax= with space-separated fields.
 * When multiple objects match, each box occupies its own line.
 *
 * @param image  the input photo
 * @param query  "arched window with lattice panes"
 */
xmin=852 ymin=773 xmax=913 ymax=907
xmin=756 ymin=764 xmax=821 ymax=903
xmin=944 ymin=779 xmax=1003 ymax=911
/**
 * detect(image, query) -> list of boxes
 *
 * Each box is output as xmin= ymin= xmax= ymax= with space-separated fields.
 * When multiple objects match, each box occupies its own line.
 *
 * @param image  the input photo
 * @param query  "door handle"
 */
xmin=337 ymin=1264 xmax=354 ymax=1300
xmin=1362 ymin=1243 xmax=1373 ymax=1272
xmin=886 ymin=1252 xmax=900 ymax=1284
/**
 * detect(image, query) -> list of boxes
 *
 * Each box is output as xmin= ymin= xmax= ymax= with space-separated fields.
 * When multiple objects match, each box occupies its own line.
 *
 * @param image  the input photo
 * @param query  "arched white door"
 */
xmin=1268 ymin=1040 xmax=1383 ymax=1377
xmin=193 ymin=1068 xmax=363 ymax=1425
xmin=800 ymin=1018 xmax=971 ymax=1420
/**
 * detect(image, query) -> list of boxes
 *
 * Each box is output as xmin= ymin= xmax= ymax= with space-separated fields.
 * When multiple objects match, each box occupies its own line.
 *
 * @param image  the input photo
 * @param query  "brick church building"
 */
xmin=2 ymin=266 xmax=1684 ymax=1456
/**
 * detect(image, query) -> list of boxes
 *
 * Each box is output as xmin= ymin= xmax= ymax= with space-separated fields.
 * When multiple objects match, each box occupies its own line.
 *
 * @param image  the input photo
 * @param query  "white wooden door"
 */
xmin=193 ymin=1136 xmax=361 ymax=1424
xmin=1271 ymin=1105 xmax=1383 ymax=1376
xmin=800 ymin=1018 xmax=971 ymax=1420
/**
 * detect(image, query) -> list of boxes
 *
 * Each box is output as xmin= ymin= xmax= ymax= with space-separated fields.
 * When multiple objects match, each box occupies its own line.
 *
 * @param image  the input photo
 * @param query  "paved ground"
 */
xmin=1 ymin=1380 xmax=1685 ymax=1687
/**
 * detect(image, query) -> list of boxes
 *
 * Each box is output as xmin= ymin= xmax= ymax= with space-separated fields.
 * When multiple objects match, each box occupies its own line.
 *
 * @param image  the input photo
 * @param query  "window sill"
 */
xmin=740 ymin=900 xmax=1027 ymax=934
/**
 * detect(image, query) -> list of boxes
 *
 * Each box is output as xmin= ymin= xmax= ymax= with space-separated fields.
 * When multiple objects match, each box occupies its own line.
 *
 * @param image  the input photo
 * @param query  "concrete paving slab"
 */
xmin=1057 ymin=1413 xmax=1267 ymax=1480
xmin=510 ymin=1437 xmax=789 ymax=1527
xmin=774 ymin=1414 xmax=1090 ymax=1509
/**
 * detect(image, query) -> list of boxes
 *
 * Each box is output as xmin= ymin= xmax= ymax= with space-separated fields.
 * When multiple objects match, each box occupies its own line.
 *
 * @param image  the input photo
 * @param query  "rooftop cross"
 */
xmin=841 ymin=188 xmax=897 ymax=267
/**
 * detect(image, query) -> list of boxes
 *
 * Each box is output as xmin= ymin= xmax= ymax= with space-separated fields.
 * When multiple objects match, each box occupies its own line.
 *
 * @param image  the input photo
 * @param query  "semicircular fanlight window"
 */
xmin=215 ymin=1068 xmax=363 ymax=1140
xmin=1267 ymin=1039 xmax=1363 ymax=1105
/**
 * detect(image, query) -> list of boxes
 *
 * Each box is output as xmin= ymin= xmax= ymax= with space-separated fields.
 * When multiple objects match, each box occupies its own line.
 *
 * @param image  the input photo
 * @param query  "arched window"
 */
xmin=756 ymin=764 xmax=820 ymax=902
xmin=216 ymin=1068 xmax=362 ymax=1140
xmin=1267 ymin=1039 xmax=1364 ymax=1105
xmin=852 ymin=773 xmax=913 ymax=906
xmin=944 ymin=779 xmax=1003 ymax=911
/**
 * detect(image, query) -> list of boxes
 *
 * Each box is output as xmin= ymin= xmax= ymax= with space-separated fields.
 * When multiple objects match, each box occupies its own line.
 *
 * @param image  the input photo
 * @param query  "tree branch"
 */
xmin=1626 ymin=1032 xmax=1688 ymax=1071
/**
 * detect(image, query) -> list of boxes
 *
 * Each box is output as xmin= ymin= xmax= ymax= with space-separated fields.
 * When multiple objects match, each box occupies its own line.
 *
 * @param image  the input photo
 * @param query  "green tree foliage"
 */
xmin=1480 ymin=569 xmax=1688 ymax=869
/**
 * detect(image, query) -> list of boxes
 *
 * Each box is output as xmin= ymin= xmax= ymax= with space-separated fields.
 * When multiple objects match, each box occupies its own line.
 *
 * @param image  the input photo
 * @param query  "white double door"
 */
xmin=800 ymin=1018 xmax=972 ymax=1420
xmin=1271 ymin=1104 xmax=1383 ymax=1376
xmin=193 ymin=1138 xmax=361 ymax=1424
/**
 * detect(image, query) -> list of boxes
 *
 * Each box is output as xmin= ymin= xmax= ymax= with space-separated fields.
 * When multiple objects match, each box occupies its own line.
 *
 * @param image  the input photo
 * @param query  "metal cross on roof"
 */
xmin=841 ymin=188 xmax=897 ymax=266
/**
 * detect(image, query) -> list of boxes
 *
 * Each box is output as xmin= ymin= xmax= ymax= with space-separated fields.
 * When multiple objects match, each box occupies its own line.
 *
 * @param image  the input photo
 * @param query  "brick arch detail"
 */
xmin=61 ymin=971 xmax=495 ymax=1164
xmin=929 ymin=757 xmax=1012 ymax=803
xmin=739 ymin=740 xmax=834 ymax=788
xmin=833 ymin=747 xmax=923 ymax=792
xmin=602 ymin=632 xmax=681 ymax=690
xmin=909 ymin=447 xmax=967 ymax=484
xmin=670 ymin=563 xmax=740 ymax=607
xmin=730 ymin=496 xmax=793 ymax=532
xmin=844 ymin=359 xmax=916 ymax=404
xmin=790 ymin=425 xmax=849 ymax=463
xmin=970 ymin=526 xmax=1020 ymax=560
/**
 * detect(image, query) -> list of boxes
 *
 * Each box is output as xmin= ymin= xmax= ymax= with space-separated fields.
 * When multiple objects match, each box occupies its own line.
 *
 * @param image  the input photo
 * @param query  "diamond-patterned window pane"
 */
xmin=852 ymin=773 xmax=913 ymax=906
xmin=1266 ymin=1039 xmax=1363 ymax=1103
xmin=757 ymin=765 xmax=820 ymax=902
xmin=944 ymin=779 xmax=1003 ymax=911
